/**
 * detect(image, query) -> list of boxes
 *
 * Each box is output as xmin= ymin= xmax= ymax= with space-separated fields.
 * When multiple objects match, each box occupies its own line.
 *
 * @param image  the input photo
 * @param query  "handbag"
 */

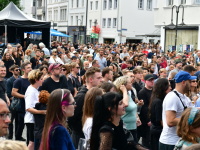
xmin=10 ymin=97 xmax=21 ymax=111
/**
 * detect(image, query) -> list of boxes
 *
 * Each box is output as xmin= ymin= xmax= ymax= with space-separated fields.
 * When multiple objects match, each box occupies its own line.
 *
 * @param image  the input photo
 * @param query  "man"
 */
xmin=24 ymin=33 xmax=31 ymax=49
xmin=120 ymin=47 xmax=129 ymax=60
xmin=159 ymin=71 xmax=196 ymax=149
xmin=6 ymin=65 xmax=20 ymax=139
xmin=69 ymin=62 xmax=81 ymax=89
xmin=0 ymin=99 xmax=11 ymax=138
xmin=168 ymin=60 xmax=183 ymax=78
xmin=49 ymin=49 xmax=64 ymax=64
xmin=183 ymin=65 xmax=196 ymax=76
xmin=195 ymin=51 xmax=200 ymax=66
xmin=92 ymin=60 xmax=100 ymax=68
xmin=152 ymin=56 xmax=161 ymax=75
xmin=138 ymin=74 xmax=155 ymax=148
xmin=39 ymin=42 xmax=50 ymax=55
xmin=39 ymin=63 xmax=68 ymax=93
xmin=102 ymin=67 xmax=113 ymax=82
xmin=80 ymin=61 xmax=90 ymax=77
xmin=68 ymin=67 xmax=102 ymax=148
xmin=30 ymin=49 xmax=43 ymax=69
xmin=63 ymin=51 xmax=72 ymax=64
xmin=133 ymin=68 xmax=145 ymax=94
xmin=94 ymin=49 xmax=107 ymax=70
xmin=0 ymin=65 xmax=10 ymax=105
xmin=12 ymin=62 xmax=32 ymax=141
xmin=87 ymin=54 xmax=93 ymax=67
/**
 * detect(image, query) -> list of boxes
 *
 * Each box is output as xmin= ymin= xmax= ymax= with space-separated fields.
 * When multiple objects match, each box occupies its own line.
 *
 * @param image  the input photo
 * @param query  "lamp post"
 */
xmin=93 ymin=19 xmax=97 ymax=44
xmin=167 ymin=5 xmax=186 ymax=51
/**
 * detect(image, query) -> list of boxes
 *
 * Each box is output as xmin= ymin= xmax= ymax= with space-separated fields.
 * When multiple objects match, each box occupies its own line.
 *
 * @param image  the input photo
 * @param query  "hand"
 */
xmin=137 ymin=117 xmax=142 ymax=126
xmin=137 ymin=100 xmax=144 ymax=106
xmin=42 ymin=110 xmax=47 ymax=115
xmin=147 ymin=121 xmax=151 ymax=126
xmin=7 ymin=100 xmax=10 ymax=107
xmin=120 ymin=85 xmax=127 ymax=93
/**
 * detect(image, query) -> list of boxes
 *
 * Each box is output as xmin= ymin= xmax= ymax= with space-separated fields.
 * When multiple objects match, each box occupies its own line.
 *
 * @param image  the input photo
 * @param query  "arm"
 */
xmin=120 ymin=85 xmax=128 ymax=107
xmin=27 ymin=108 xmax=46 ymax=115
xmin=12 ymin=88 xmax=24 ymax=99
xmin=99 ymin=132 xmax=113 ymax=150
xmin=166 ymin=110 xmax=180 ymax=127
xmin=5 ymin=94 xmax=10 ymax=106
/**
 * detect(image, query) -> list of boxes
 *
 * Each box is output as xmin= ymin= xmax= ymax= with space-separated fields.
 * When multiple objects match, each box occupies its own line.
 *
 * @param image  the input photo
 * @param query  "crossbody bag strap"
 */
xmin=173 ymin=91 xmax=187 ymax=110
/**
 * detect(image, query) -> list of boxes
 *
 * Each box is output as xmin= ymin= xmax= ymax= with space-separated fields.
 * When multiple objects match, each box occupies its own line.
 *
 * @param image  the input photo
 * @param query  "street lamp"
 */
xmin=167 ymin=5 xmax=186 ymax=50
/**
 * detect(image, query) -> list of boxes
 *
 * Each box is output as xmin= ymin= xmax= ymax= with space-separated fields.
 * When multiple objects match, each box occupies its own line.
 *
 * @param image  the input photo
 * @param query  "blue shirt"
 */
xmin=94 ymin=56 xmax=107 ymax=70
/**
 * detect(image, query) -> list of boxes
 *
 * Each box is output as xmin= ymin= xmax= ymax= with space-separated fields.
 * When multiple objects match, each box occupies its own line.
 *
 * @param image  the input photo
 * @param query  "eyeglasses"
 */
xmin=67 ymin=101 xmax=76 ymax=106
xmin=53 ymin=51 xmax=57 ymax=53
xmin=76 ymin=67 xmax=80 ymax=69
xmin=191 ymin=80 xmax=197 ymax=83
xmin=0 ymin=113 xmax=10 ymax=120
xmin=14 ymin=69 xmax=20 ymax=71
xmin=62 ymin=69 xmax=66 ymax=71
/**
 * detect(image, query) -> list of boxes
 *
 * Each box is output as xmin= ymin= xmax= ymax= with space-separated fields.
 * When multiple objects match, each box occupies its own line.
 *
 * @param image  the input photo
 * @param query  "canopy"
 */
xmin=25 ymin=29 xmax=71 ymax=37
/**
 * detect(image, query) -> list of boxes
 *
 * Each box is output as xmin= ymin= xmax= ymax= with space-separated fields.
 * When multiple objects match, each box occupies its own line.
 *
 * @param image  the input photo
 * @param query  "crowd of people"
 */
xmin=1 ymin=40 xmax=200 ymax=150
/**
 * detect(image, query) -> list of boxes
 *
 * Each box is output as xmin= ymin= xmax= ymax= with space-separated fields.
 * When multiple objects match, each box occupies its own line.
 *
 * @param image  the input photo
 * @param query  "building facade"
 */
xmin=154 ymin=0 xmax=200 ymax=52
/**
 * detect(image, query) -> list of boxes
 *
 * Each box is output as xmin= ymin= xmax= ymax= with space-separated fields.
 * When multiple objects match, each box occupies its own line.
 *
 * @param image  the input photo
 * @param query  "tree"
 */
xmin=0 ymin=0 xmax=22 ymax=11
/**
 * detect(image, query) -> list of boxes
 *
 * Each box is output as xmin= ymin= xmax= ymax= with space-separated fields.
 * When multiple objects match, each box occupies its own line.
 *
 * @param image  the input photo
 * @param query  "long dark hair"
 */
xmin=90 ymin=92 xmax=123 ymax=150
xmin=149 ymin=78 xmax=169 ymax=116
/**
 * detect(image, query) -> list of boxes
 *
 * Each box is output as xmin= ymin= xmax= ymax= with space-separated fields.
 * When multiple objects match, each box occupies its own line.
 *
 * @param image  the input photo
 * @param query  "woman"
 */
xmin=61 ymin=64 xmax=77 ymax=97
xmin=24 ymin=49 xmax=32 ymax=62
xmin=142 ymin=61 xmax=148 ymax=69
xmin=34 ymin=90 xmax=50 ymax=150
xmin=12 ymin=49 xmax=22 ymax=66
xmin=17 ymin=44 xmax=24 ymax=60
xmin=2 ymin=52 xmax=14 ymax=78
xmin=25 ymin=70 xmax=46 ymax=150
xmin=100 ymin=82 xmax=117 ymax=93
xmin=113 ymin=76 xmax=143 ymax=149
xmin=149 ymin=78 xmax=171 ymax=150
xmin=174 ymin=107 xmax=200 ymax=150
xmin=39 ymin=66 xmax=50 ymax=80
xmin=186 ymin=79 xmax=199 ymax=105
xmin=40 ymin=89 xmax=76 ymax=150
xmin=82 ymin=87 xmax=103 ymax=141
xmin=90 ymin=92 xmax=136 ymax=150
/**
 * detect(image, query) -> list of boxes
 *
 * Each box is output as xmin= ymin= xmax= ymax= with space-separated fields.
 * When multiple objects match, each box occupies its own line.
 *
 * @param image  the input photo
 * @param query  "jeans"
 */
xmin=15 ymin=111 xmax=25 ymax=140
xmin=8 ymin=109 xmax=17 ymax=139
xmin=159 ymin=142 xmax=175 ymax=150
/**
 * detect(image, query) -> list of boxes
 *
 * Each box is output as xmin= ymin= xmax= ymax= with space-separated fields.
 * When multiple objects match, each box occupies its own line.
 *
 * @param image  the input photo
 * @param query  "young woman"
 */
xmin=25 ymin=70 xmax=46 ymax=150
xmin=40 ymin=89 xmax=76 ymax=150
xmin=149 ymin=78 xmax=171 ymax=150
xmin=82 ymin=87 xmax=103 ymax=141
xmin=174 ymin=107 xmax=200 ymax=150
xmin=2 ymin=52 xmax=14 ymax=78
xmin=186 ymin=79 xmax=199 ymax=105
xmin=90 ymin=92 xmax=136 ymax=150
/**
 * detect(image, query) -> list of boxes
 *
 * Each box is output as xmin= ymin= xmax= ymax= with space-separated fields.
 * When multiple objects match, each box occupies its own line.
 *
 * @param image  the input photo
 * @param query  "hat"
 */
xmin=44 ymin=55 xmax=50 ymax=59
xmin=71 ymin=56 xmax=77 ymax=59
xmin=174 ymin=71 xmax=197 ymax=83
xmin=52 ymin=49 xmax=57 ymax=53
xmin=48 ymin=63 xmax=62 ymax=72
xmin=144 ymin=74 xmax=155 ymax=81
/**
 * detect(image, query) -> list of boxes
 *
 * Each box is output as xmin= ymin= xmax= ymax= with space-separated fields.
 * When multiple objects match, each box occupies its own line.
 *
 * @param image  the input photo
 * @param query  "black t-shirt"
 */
xmin=24 ymin=37 xmax=31 ymax=49
xmin=0 ymin=80 xmax=7 ymax=103
xmin=67 ymin=78 xmax=75 ymax=96
xmin=3 ymin=59 xmax=14 ymax=78
xmin=13 ymin=78 xmax=30 ymax=112
xmin=150 ymin=98 xmax=163 ymax=133
xmin=39 ymin=75 xmax=68 ymax=93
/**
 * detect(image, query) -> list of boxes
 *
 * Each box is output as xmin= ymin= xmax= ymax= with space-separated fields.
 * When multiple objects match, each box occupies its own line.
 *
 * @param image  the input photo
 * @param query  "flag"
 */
xmin=90 ymin=33 xmax=98 ymax=39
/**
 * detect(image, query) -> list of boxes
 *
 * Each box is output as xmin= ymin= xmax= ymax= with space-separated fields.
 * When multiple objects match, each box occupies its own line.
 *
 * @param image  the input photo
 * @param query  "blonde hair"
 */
xmin=28 ymin=69 xmax=43 ymax=84
xmin=113 ymin=76 xmax=130 ymax=94
xmin=0 ymin=140 xmax=28 ymax=150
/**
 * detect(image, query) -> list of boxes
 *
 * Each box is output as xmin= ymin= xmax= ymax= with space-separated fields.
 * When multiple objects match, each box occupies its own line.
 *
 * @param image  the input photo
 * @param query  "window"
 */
xmin=54 ymin=10 xmax=58 ymax=21
xmin=90 ymin=1 xmax=93 ymax=10
xmin=89 ymin=20 xmax=92 ymax=28
xmin=113 ymin=18 xmax=117 ymax=28
xmin=48 ymin=10 xmax=52 ymax=21
xmin=103 ymin=0 xmax=107 ymax=9
xmin=195 ymin=0 xmax=200 ymax=4
xmin=81 ymin=16 xmax=84 ymax=25
xmin=37 ymin=0 xmax=42 ymax=8
xmin=95 ymin=1 xmax=98 ymax=10
xmin=82 ymin=0 xmax=84 ymax=7
xmin=181 ymin=0 xmax=186 ymax=4
xmin=72 ymin=0 xmax=74 ymax=8
xmin=102 ymin=18 xmax=106 ymax=28
xmin=107 ymin=18 xmax=111 ymax=28
xmin=147 ymin=0 xmax=152 ymax=10
xmin=168 ymin=0 xmax=173 ymax=5
xmin=60 ymin=8 xmax=67 ymax=21
xmin=109 ymin=0 xmax=112 ymax=9
xmin=76 ymin=16 xmax=78 ymax=25
xmin=114 ymin=0 xmax=117 ymax=9
xmin=71 ymin=16 xmax=73 ymax=25
xmin=138 ymin=0 xmax=144 ymax=9
xmin=77 ymin=0 xmax=79 ymax=7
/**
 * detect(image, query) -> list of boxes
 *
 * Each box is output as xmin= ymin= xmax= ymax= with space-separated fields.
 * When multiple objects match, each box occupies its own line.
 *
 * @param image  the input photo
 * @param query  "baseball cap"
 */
xmin=71 ymin=56 xmax=77 ymax=59
xmin=44 ymin=55 xmax=50 ymax=59
xmin=144 ymin=74 xmax=155 ymax=81
xmin=48 ymin=63 xmax=62 ymax=72
xmin=174 ymin=71 xmax=197 ymax=83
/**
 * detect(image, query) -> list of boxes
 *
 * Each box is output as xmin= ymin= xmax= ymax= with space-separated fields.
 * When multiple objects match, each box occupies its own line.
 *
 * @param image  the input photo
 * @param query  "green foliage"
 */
xmin=0 ymin=0 xmax=22 ymax=11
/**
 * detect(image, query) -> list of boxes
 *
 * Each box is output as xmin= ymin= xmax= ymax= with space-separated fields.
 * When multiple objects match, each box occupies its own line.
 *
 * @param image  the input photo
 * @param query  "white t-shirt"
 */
xmin=24 ymin=85 xmax=39 ymax=123
xmin=159 ymin=90 xmax=193 ymax=145
xmin=49 ymin=56 xmax=64 ymax=64
xmin=82 ymin=117 xmax=93 ymax=141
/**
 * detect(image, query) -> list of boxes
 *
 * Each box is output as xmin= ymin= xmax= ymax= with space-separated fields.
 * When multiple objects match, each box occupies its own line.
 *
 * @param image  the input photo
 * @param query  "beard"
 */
xmin=54 ymin=74 xmax=60 ymax=78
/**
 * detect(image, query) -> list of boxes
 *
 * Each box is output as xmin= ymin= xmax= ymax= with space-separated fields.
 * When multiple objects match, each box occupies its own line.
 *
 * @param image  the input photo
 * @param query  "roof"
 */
xmin=0 ymin=2 xmax=50 ymax=28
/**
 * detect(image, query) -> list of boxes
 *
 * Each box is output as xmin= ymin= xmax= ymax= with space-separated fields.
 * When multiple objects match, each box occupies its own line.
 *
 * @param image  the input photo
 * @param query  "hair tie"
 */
xmin=188 ymin=107 xmax=200 ymax=125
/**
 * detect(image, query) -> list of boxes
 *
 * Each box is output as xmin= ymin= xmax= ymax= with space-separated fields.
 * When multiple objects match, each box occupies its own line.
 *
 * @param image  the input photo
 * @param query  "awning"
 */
xmin=25 ymin=29 xmax=70 ymax=37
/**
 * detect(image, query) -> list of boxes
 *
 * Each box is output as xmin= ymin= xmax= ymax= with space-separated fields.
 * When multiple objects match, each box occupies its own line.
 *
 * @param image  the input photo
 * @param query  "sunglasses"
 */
xmin=14 ymin=69 xmax=20 ymax=71
xmin=191 ymin=80 xmax=197 ymax=83
xmin=76 ymin=67 xmax=80 ymax=69
xmin=53 ymin=51 xmax=57 ymax=53
xmin=62 ymin=69 xmax=66 ymax=71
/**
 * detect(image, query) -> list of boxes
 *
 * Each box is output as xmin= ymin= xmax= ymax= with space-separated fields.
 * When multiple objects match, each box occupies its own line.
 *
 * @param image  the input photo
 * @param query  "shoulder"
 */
xmin=100 ymin=123 xmax=114 ymax=134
